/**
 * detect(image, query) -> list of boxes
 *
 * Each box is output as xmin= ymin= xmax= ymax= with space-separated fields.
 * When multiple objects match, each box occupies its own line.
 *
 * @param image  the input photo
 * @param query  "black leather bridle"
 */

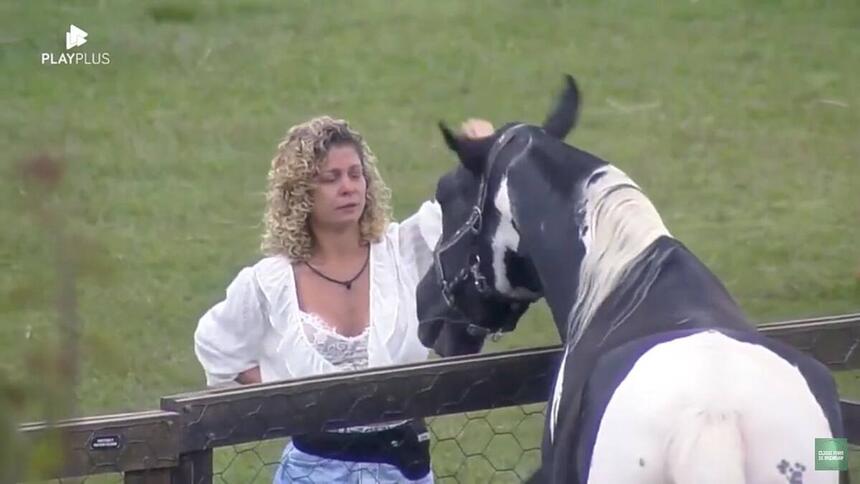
xmin=431 ymin=124 xmax=534 ymax=337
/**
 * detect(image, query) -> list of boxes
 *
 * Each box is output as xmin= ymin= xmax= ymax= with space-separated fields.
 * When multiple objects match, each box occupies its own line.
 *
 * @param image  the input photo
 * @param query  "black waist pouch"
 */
xmin=291 ymin=420 xmax=431 ymax=480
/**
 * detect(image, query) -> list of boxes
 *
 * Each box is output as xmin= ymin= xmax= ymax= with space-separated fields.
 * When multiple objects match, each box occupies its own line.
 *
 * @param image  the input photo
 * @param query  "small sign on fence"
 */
xmin=89 ymin=434 xmax=123 ymax=451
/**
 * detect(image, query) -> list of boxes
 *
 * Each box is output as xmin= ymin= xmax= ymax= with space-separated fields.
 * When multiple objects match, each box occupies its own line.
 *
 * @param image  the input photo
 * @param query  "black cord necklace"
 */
xmin=304 ymin=247 xmax=370 ymax=290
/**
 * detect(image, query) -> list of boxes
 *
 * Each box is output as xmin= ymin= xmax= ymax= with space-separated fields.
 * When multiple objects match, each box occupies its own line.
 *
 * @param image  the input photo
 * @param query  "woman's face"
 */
xmin=309 ymin=143 xmax=367 ymax=230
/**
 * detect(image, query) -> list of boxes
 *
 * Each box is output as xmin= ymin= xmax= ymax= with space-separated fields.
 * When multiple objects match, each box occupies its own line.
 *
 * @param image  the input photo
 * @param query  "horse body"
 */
xmin=580 ymin=328 xmax=834 ymax=484
xmin=503 ymin=149 xmax=843 ymax=484
xmin=416 ymin=75 xmax=846 ymax=483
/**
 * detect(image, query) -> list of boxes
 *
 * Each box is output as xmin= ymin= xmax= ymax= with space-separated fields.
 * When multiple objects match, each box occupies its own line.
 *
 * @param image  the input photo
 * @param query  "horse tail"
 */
xmin=666 ymin=409 xmax=746 ymax=484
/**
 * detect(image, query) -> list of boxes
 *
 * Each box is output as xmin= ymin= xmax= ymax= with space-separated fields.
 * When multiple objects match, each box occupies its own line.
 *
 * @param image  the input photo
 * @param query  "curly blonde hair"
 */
xmin=261 ymin=116 xmax=392 ymax=261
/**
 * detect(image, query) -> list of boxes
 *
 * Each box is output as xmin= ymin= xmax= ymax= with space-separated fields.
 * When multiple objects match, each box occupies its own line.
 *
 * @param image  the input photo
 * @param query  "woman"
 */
xmin=194 ymin=116 xmax=494 ymax=483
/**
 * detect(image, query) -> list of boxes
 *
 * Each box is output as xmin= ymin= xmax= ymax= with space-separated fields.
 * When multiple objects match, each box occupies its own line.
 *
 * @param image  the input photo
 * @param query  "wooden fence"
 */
xmin=19 ymin=312 xmax=860 ymax=483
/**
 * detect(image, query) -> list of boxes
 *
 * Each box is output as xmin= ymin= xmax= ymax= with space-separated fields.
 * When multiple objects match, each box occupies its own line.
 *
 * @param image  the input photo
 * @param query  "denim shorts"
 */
xmin=273 ymin=441 xmax=435 ymax=484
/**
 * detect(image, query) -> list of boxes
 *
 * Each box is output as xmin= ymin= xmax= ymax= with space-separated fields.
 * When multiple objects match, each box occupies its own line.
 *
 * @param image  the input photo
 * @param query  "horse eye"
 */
xmin=468 ymin=253 xmax=480 ymax=265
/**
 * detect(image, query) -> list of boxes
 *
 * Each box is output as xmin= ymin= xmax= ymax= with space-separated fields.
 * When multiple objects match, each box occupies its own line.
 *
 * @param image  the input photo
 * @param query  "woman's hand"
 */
xmin=236 ymin=366 xmax=262 ymax=384
xmin=460 ymin=118 xmax=495 ymax=139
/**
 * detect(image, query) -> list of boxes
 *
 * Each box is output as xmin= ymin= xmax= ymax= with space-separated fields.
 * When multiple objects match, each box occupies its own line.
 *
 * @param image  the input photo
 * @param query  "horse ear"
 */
xmin=438 ymin=121 xmax=495 ymax=174
xmin=439 ymin=122 xmax=459 ymax=152
xmin=541 ymin=74 xmax=580 ymax=140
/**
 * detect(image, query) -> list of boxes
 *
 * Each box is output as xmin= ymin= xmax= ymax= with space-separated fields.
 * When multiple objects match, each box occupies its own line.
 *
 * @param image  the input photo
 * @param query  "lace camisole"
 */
xmin=299 ymin=311 xmax=370 ymax=372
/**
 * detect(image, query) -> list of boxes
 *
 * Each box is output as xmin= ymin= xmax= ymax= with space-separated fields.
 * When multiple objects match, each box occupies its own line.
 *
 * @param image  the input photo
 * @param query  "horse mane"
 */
xmin=566 ymin=165 xmax=672 ymax=345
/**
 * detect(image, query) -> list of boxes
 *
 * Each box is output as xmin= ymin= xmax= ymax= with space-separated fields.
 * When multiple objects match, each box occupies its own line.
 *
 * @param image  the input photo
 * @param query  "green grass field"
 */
xmin=2 ymin=0 xmax=859 ymax=481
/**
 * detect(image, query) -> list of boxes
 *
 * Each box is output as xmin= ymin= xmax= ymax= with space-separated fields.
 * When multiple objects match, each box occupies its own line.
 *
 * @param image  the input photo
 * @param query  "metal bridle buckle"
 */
xmin=469 ymin=254 xmax=489 ymax=293
xmin=469 ymin=209 xmax=482 ymax=234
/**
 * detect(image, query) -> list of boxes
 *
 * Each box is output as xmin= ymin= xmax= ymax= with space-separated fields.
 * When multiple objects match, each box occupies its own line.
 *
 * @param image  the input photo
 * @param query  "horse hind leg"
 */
xmin=663 ymin=354 xmax=839 ymax=483
xmin=737 ymin=398 xmax=838 ymax=484
xmin=665 ymin=404 xmax=838 ymax=484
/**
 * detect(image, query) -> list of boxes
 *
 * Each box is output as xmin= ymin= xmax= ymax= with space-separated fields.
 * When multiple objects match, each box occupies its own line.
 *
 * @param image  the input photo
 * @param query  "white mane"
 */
xmin=566 ymin=165 xmax=671 ymax=346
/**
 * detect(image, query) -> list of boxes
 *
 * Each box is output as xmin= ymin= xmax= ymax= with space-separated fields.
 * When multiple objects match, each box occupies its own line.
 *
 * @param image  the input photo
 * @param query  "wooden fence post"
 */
xmin=170 ymin=450 xmax=213 ymax=484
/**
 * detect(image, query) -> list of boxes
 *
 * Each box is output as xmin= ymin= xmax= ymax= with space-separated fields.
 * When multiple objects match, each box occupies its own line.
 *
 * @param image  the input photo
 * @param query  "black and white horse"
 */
xmin=416 ymin=75 xmax=847 ymax=484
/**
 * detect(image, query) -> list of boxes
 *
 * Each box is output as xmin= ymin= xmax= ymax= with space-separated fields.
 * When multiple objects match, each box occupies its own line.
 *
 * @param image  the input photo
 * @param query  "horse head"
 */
xmin=416 ymin=75 xmax=582 ymax=356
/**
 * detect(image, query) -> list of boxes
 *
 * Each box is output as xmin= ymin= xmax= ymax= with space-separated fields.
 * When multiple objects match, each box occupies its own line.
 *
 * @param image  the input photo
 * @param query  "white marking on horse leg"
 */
xmin=586 ymin=331 xmax=835 ymax=484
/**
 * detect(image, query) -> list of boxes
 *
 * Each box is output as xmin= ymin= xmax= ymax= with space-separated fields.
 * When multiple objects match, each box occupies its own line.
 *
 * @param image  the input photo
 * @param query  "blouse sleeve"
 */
xmin=193 ymin=267 xmax=268 ymax=387
xmin=395 ymin=199 xmax=442 ymax=283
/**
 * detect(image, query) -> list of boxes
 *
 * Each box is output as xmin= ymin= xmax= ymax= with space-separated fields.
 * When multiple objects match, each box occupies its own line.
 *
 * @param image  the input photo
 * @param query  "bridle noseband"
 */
xmin=431 ymin=124 xmax=534 ymax=337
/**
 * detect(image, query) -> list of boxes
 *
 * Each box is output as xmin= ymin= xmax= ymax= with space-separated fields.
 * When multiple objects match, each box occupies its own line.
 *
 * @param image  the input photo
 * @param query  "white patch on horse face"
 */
xmin=491 ymin=177 xmax=539 ymax=300
xmin=491 ymin=177 xmax=520 ymax=295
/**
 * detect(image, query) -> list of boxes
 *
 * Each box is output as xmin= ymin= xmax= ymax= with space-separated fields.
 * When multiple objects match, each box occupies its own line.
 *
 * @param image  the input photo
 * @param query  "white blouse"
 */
xmin=193 ymin=200 xmax=442 ymax=388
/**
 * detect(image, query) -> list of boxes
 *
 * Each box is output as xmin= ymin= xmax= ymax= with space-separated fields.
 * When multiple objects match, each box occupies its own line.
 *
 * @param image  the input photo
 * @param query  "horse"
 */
xmin=415 ymin=75 xmax=847 ymax=484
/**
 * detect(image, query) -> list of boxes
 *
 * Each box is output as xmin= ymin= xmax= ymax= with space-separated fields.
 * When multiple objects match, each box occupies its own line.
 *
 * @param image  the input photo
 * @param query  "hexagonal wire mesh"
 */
xmin=427 ymin=403 xmax=545 ymax=484
xmin=206 ymin=406 xmax=860 ymax=484
xmin=212 ymin=440 xmax=284 ymax=484
xmin=209 ymin=404 xmax=546 ymax=484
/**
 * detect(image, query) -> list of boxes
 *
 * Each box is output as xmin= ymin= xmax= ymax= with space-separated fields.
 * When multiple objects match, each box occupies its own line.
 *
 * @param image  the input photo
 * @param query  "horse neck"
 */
xmin=615 ymin=238 xmax=751 ymax=334
xmin=515 ymin=165 xmax=672 ymax=343
xmin=519 ymin=164 xmax=751 ymax=345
